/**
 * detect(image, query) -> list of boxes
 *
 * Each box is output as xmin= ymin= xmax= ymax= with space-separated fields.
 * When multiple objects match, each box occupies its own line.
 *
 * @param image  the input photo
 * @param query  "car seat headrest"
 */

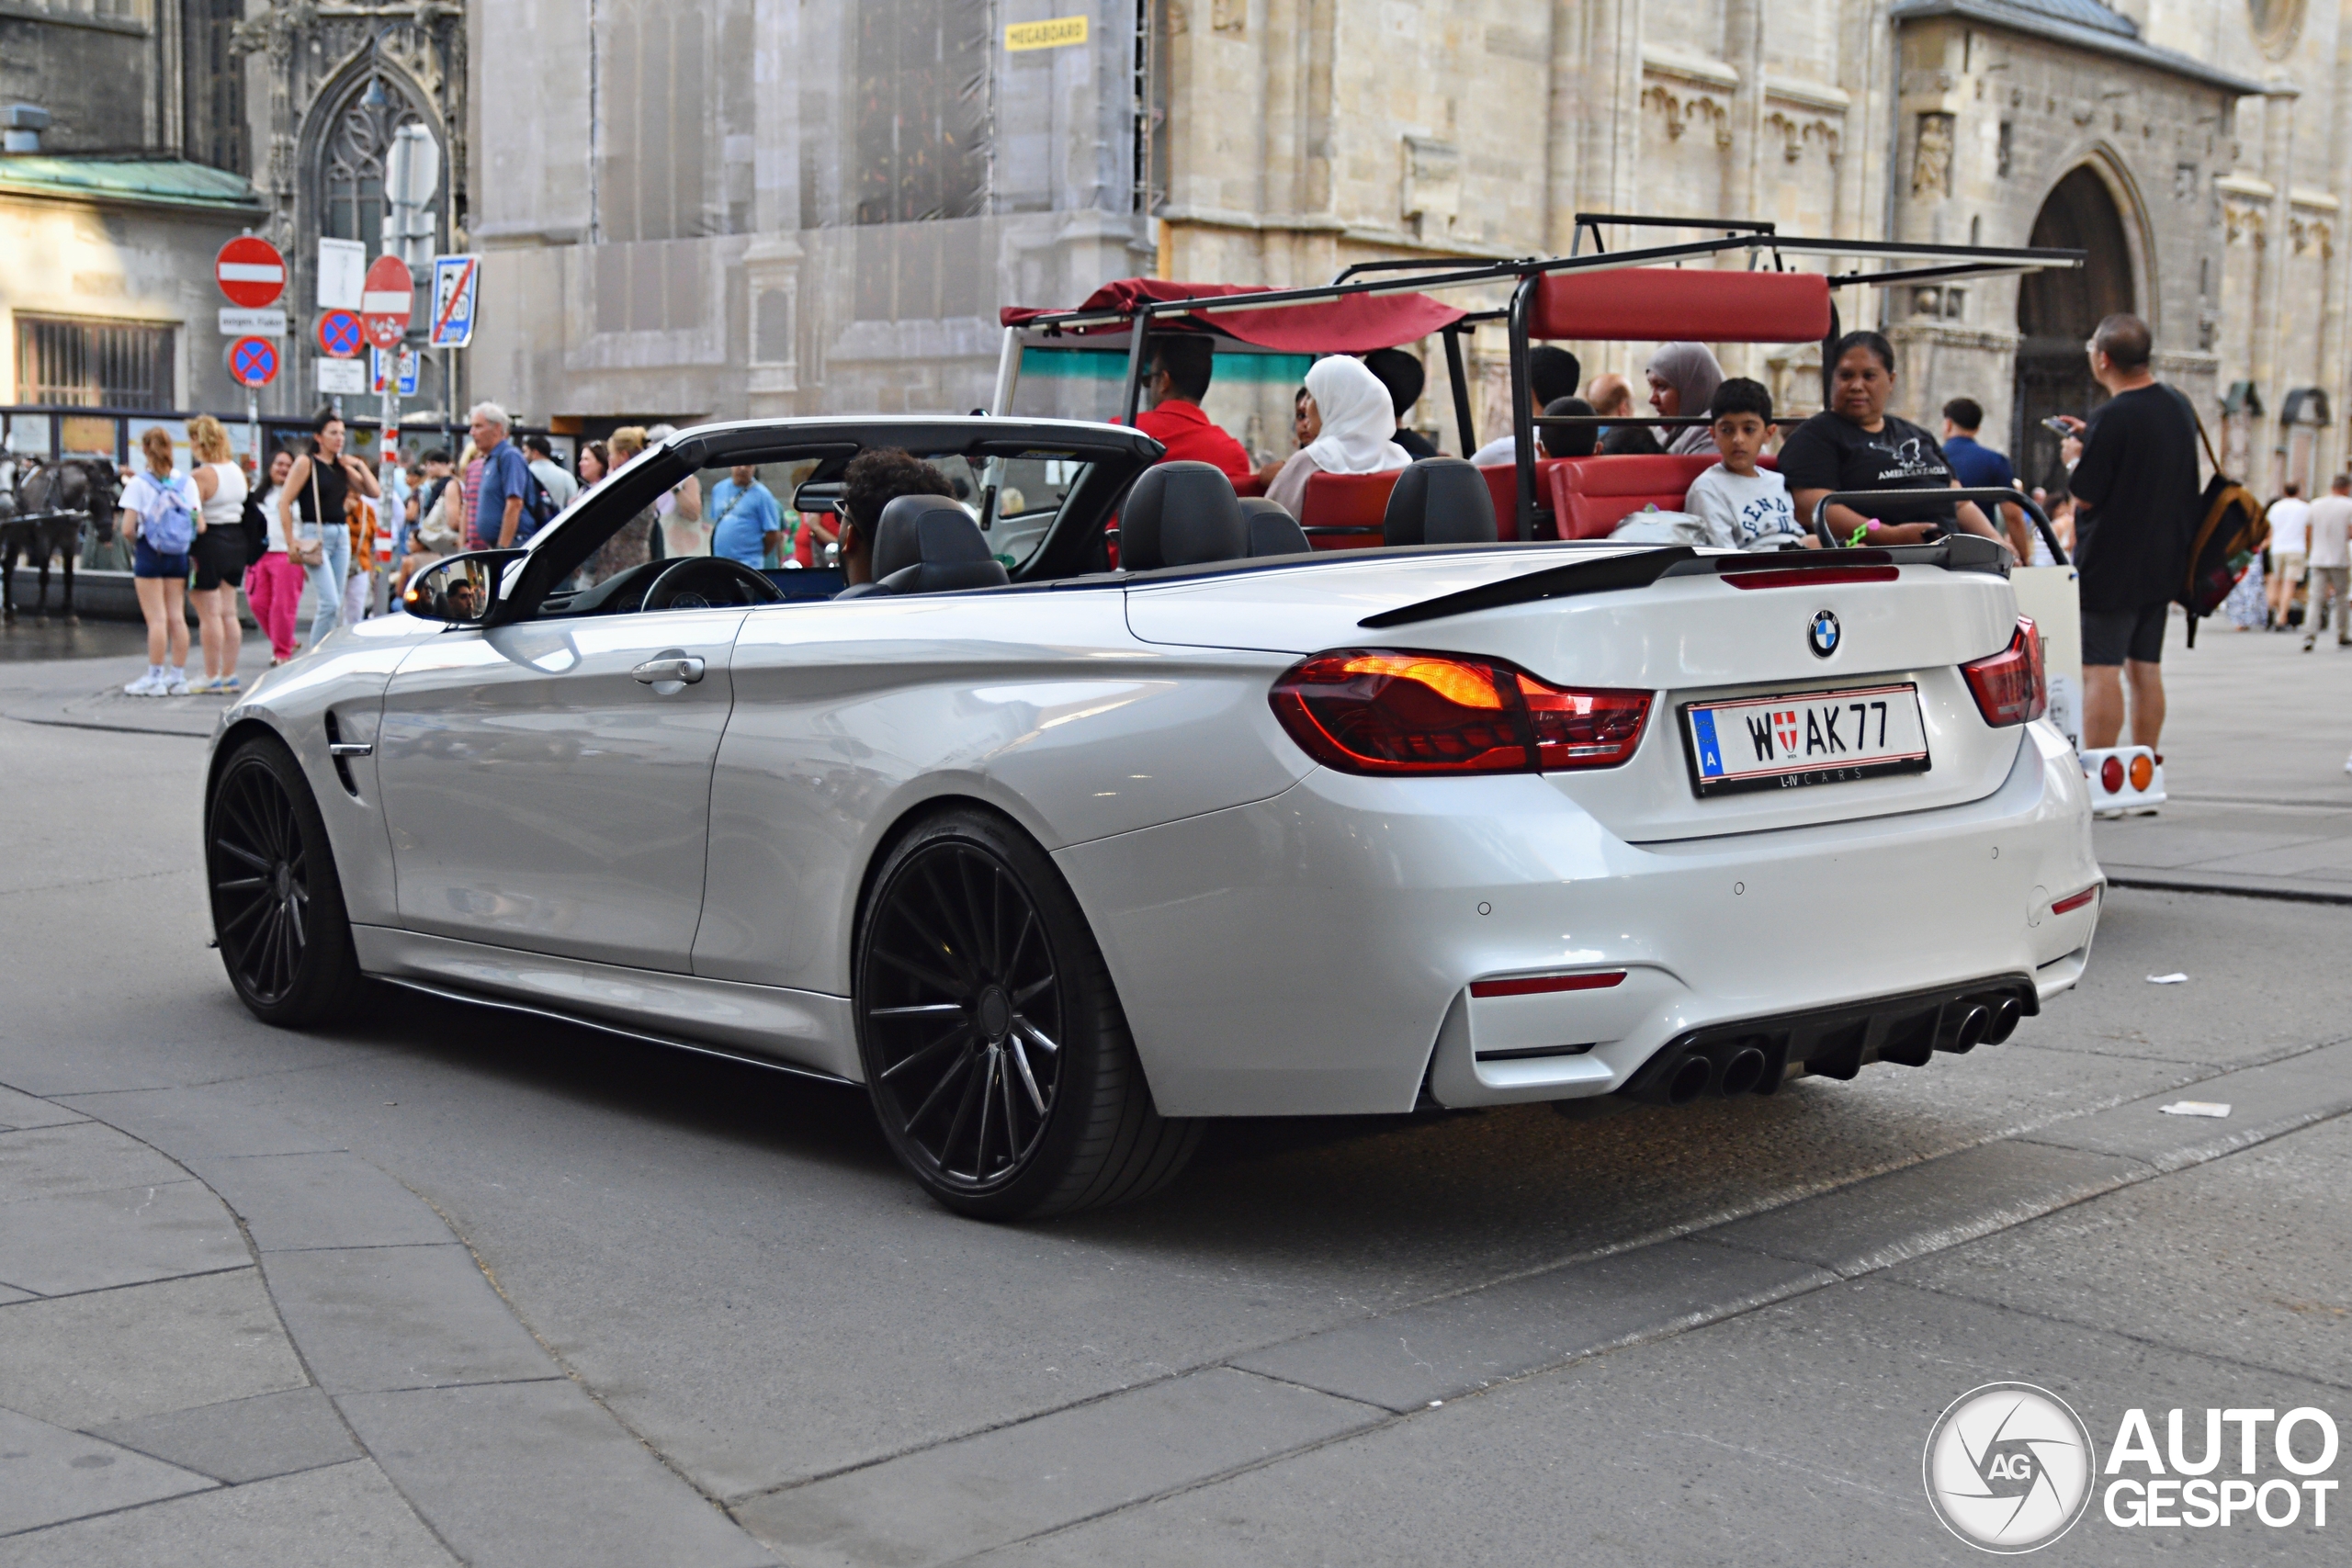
xmin=1382 ymin=457 xmax=1498 ymax=547
xmin=1121 ymin=461 xmax=1249 ymax=570
xmin=867 ymin=495 xmax=1010 ymax=595
xmin=1238 ymin=498 xmax=1310 ymax=558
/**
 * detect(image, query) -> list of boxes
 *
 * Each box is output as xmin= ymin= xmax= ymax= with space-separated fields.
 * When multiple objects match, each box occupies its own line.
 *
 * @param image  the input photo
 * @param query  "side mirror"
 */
xmin=401 ymin=550 xmax=522 ymax=625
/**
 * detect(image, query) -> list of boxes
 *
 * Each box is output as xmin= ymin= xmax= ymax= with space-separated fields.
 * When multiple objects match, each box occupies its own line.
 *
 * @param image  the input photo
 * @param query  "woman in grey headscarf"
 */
xmin=1645 ymin=342 xmax=1726 ymax=456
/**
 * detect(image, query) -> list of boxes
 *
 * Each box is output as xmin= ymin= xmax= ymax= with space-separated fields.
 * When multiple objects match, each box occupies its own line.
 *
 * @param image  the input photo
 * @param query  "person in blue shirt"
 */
xmin=706 ymin=464 xmax=784 ymax=567
xmin=1940 ymin=398 xmax=2031 ymax=558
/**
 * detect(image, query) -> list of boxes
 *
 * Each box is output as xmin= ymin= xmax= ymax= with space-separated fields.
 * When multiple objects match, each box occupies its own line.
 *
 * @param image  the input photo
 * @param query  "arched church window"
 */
xmin=321 ymin=73 xmax=432 ymax=257
xmin=2248 ymin=0 xmax=2304 ymax=60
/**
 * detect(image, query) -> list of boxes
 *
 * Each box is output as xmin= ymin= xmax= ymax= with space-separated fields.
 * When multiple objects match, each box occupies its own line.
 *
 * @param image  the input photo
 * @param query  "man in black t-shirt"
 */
xmin=2057 ymin=313 xmax=2199 ymax=751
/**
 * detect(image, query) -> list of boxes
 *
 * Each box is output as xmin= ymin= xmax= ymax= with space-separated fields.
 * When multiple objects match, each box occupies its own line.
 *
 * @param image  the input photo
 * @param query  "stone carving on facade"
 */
xmin=232 ymin=2 xmax=467 ymax=262
xmin=2223 ymin=194 xmax=2268 ymax=248
xmin=1764 ymin=111 xmax=1840 ymax=166
xmin=1642 ymin=85 xmax=1733 ymax=150
xmin=1912 ymin=112 xmax=1955 ymax=198
xmin=2290 ymin=213 xmax=2333 ymax=258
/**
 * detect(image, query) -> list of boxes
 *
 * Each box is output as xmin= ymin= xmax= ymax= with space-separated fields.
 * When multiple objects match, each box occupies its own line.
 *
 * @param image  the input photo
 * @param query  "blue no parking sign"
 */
xmin=228 ymin=336 xmax=278 ymax=389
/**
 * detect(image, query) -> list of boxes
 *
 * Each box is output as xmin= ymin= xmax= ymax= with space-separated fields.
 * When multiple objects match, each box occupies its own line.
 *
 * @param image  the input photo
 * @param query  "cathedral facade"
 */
xmin=446 ymin=2 xmax=2343 ymax=493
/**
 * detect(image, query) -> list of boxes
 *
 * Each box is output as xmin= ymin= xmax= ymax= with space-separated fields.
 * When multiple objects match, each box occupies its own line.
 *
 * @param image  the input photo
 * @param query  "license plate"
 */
xmin=1682 ymin=682 xmax=1930 ymax=796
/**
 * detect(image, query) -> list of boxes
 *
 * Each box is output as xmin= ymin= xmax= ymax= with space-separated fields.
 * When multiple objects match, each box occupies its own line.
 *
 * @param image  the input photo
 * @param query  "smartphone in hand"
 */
xmin=2041 ymin=416 xmax=2075 ymax=435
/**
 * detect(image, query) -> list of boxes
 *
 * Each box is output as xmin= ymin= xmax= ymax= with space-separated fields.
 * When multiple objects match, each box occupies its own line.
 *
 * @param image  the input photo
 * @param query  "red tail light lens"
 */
xmin=1961 ymin=617 xmax=2047 ymax=727
xmin=2098 ymin=755 xmax=2124 ymax=793
xmin=1271 ymin=649 xmax=1651 ymax=775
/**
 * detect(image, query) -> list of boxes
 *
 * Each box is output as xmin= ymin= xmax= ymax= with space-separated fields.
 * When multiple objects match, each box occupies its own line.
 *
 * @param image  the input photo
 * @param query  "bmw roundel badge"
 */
xmin=1807 ymin=609 xmax=1841 ymax=659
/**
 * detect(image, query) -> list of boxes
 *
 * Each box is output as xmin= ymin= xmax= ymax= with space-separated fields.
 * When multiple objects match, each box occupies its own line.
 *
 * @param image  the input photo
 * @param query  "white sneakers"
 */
xmin=119 ymin=667 xmax=194 ymax=697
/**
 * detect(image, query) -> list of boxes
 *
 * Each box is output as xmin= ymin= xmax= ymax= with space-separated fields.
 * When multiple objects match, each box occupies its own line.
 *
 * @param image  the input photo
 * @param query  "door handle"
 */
xmin=632 ymin=654 xmax=706 ymax=685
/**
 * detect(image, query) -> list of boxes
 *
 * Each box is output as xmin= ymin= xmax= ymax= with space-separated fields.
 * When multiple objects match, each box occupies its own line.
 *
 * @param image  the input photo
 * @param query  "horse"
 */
xmin=2 ymin=458 xmax=119 ymax=625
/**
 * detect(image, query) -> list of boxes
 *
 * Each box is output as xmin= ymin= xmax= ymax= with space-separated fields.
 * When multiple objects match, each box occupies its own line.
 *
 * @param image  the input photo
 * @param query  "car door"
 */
xmin=375 ymin=608 xmax=746 ymax=973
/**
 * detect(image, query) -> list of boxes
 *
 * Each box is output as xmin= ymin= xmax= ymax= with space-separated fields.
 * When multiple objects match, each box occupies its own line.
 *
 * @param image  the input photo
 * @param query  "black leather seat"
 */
xmin=1383 ymin=457 xmax=1498 ymax=547
xmin=853 ymin=495 xmax=1010 ymax=596
xmin=1120 ymin=461 xmax=1249 ymax=570
xmin=1238 ymin=498 xmax=1311 ymax=558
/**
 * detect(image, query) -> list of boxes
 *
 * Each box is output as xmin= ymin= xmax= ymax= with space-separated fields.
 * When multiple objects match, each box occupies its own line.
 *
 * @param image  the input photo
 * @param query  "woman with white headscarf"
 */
xmin=1645 ymin=342 xmax=1726 ymax=456
xmin=1264 ymin=355 xmax=1413 ymax=517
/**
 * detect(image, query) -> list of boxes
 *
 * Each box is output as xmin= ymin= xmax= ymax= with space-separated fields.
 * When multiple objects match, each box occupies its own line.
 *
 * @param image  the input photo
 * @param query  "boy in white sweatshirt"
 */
xmin=1683 ymin=378 xmax=1809 ymax=550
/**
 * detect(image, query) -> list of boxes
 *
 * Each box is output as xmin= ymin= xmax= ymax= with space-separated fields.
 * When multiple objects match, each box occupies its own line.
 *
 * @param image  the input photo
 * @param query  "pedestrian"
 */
xmin=523 ymin=433 xmax=580 ymax=512
xmin=707 ymin=463 xmax=784 ymax=569
xmin=646 ymin=424 xmax=707 ymax=556
xmin=577 ymin=439 xmax=610 ymax=492
xmin=185 ymin=416 xmax=248 ymax=694
xmin=583 ymin=427 xmax=657 ymax=585
xmin=1939 ymin=398 xmax=2032 ymax=559
xmin=463 ymin=402 xmax=535 ymax=549
xmin=2301 ymin=473 xmax=2352 ymax=651
xmin=277 ymin=412 xmax=379 ymax=648
xmin=116 ymin=426 xmax=198 ymax=696
xmin=2055 ymin=313 xmax=2200 ymax=752
xmin=2267 ymin=480 xmax=2310 ymax=631
xmin=243 ymin=448 xmax=303 ymax=665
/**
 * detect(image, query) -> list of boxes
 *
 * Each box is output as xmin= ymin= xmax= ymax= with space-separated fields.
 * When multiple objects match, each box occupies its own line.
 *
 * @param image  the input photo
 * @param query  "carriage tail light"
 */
xmin=2098 ymin=755 xmax=2124 ymax=793
xmin=1270 ymin=649 xmax=1649 ymax=775
xmin=1961 ymin=617 xmax=2046 ymax=727
xmin=2129 ymin=752 xmax=2154 ymax=791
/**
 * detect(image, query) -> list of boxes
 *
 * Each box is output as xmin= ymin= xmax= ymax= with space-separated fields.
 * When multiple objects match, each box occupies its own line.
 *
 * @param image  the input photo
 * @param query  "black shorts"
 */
xmin=2080 ymin=601 xmax=2169 ymax=666
xmin=191 ymin=528 xmax=247 ymax=591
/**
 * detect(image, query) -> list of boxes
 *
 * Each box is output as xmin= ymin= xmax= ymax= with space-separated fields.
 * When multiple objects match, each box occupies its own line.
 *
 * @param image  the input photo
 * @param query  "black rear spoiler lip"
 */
xmin=1356 ymin=536 xmax=2007 ymax=630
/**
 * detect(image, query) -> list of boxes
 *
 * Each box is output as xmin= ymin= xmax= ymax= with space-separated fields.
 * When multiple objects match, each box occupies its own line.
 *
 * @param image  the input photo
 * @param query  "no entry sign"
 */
xmin=227 ymin=336 xmax=279 ymax=389
xmin=361 ymin=255 xmax=413 ymax=350
xmin=215 ymin=236 xmax=286 ymax=310
xmin=316 ymin=310 xmax=364 ymax=359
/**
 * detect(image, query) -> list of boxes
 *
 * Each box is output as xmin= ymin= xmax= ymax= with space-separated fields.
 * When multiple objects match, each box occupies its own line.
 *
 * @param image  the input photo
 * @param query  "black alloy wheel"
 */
xmin=207 ymin=735 xmax=361 ymax=1025
xmin=855 ymin=808 xmax=1199 ymax=1219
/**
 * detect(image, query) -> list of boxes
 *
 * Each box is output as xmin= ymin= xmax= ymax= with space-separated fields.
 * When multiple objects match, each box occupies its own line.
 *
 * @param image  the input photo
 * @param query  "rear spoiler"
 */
xmin=1358 ymin=536 xmax=2010 ymax=630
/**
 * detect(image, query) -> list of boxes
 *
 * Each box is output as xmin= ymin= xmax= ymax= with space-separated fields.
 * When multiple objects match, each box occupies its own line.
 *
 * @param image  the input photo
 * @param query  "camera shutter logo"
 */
xmin=1924 ymin=1382 xmax=2097 ymax=1552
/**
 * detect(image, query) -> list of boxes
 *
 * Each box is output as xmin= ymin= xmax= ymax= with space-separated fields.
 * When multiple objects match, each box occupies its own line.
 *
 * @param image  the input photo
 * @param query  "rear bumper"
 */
xmin=1057 ymin=720 xmax=2099 ymax=1117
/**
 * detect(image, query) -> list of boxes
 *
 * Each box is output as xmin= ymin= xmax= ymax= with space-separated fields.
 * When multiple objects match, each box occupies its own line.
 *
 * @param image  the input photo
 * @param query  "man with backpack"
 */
xmin=2055 ymin=313 xmax=2199 ymax=752
xmin=2302 ymin=474 xmax=2352 ymax=651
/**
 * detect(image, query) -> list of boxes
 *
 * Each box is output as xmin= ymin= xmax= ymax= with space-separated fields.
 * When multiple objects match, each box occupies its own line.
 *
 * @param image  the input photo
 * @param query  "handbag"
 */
xmin=291 ymin=465 xmax=327 ymax=567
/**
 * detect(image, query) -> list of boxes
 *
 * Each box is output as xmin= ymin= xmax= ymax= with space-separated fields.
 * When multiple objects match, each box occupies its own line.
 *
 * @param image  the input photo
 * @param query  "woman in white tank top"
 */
xmin=187 ymin=417 xmax=251 ymax=694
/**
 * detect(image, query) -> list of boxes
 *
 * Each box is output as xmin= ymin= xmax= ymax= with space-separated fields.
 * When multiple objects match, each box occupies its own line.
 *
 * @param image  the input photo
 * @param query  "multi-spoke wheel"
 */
xmin=855 ymin=807 xmax=1199 ymax=1219
xmin=207 ymin=735 xmax=361 ymax=1025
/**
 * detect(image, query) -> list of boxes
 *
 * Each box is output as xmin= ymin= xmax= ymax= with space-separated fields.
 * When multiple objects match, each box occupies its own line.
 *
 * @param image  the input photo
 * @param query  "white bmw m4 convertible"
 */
xmin=203 ymin=418 xmax=2101 ymax=1217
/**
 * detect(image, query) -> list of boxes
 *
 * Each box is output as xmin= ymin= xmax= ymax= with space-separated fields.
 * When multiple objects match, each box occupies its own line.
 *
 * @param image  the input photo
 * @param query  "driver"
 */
xmin=834 ymin=449 xmax=956 ymax=592
xmin=443 ymin=577 xmax=481 ymax=620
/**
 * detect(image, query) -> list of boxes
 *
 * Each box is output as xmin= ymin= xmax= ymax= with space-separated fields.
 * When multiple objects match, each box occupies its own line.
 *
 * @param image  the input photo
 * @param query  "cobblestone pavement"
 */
xmin=2 ymin=618 xmax=2346 ymax=1565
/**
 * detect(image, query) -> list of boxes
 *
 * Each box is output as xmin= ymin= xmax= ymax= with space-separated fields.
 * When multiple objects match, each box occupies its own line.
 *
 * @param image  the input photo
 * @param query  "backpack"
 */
xmin=2174 ymin=397 xmax=2267 ymax=649
xmin=519 ymin=460 xmax=559 ymax=539
xmin=139 ymin=473 xmax=198 ymax=554
xmin=238 ymin=488 xmax=270 ymax=569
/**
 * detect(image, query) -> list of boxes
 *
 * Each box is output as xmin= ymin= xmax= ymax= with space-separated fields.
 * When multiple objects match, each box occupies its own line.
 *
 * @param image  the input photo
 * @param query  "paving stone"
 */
xmin=0 ymin=1459 xmax=458 ymax=1567
xmin=0 ymin=1403 xmax=213 ymax=1535
xmin=56 ymin=1085 xmax=346 ymax=1161
xmin=737 ymin=1367 xmax=1382 ymax=1568
xmin=1700 ymin=1138 xmax=2145 ymax=1277
xmin=261 ymin=1245 xmax=560 ymax=1395
xmin=0 ymin=1086 xmax=85 ymax=1133
xmin=339 ymin=1380 xmax=776 ymax=1568
xmin=0 ymin=1179 xmax=248 ymax=1296
xmin=0 ymin=1269 xmax=306 ymax=1428
xmin=2015 ymin=1039 xmax=2352 ymax=1172
xmin=90 ymin=1386 xmax=361 ymax=1485
xmin=0 ymin=1120 xmax=188 ymax=1202
xmin=1230 ymin=1240 xmax=1835 ymax=1414
xmin=189 ymin=1151 xmax=455 ymax=1253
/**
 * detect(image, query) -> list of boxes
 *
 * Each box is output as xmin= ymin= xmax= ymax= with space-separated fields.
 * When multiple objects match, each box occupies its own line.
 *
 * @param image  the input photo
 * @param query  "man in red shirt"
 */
xmin=1133 ymin=337 xmax=1253 ymax=482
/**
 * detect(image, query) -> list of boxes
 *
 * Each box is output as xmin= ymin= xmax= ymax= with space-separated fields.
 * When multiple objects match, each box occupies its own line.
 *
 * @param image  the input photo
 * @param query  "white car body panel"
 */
xmin=208 ymin=420 xmax=2100 ymax=1123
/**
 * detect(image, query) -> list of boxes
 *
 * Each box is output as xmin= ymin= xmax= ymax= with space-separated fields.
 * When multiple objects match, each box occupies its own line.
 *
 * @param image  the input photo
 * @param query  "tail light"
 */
xmin=2098 ymin=755 xmax=2124 ymax=793
xmin=1961 ymin=617 xmax=2046 ymax=727
xmin=1271 ymin=649 xmax=1650 ymax=776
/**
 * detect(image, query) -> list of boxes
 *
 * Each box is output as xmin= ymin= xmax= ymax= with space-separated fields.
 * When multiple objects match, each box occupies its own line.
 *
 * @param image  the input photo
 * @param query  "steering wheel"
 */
xmin=640 ymin=556 xmax=785 ymax=613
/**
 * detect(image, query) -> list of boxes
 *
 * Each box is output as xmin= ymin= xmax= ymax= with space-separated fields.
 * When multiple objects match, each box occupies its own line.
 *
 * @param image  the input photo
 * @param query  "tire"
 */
xmin=854 ymin=806 xmax=1200 ymax=1219
xmin=206 ymin=732 xmax=364 ymax=1026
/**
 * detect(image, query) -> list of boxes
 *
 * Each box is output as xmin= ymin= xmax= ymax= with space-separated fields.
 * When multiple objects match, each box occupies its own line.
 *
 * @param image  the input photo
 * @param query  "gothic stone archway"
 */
xmin=2015 ymin=164 xmax=2136 ymax=490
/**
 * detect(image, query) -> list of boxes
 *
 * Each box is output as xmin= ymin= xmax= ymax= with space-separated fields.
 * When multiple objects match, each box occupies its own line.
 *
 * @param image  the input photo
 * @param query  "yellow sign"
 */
xmin=1006 ymin=14 xmax=1088 ymax=51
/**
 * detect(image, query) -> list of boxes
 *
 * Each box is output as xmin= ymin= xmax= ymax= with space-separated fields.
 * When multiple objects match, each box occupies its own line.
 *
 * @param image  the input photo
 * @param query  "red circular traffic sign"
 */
xmin=227 ymin=336 xmax=279 ymax=389
xmin=215 ymin=236 xmax=286 ymax=309
xmin=361 ymin=255 xmax=413 ymax=350
xmin=317 ymin=310 xmax=364 ymax=358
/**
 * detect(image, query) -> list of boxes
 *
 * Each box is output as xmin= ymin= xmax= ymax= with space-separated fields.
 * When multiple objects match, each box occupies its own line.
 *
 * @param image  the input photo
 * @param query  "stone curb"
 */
xmin=2103 ymin=867 xmax=2352 ymax=906
xmin=16 ymin=1081 xmax=777 ymax=1568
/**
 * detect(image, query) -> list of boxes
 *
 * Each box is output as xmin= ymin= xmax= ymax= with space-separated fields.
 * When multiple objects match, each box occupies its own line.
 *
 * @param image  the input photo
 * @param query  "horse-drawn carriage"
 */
xmin=0 ymin=454 xmax=118 ymax=624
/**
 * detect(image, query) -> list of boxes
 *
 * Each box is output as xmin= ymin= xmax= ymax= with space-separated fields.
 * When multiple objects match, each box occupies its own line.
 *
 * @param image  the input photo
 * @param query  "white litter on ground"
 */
xmin=2159 ymin=1101 xmax=2232 ymax=1118
xmin=2146 ymin=973 xmax=2188 ymax=984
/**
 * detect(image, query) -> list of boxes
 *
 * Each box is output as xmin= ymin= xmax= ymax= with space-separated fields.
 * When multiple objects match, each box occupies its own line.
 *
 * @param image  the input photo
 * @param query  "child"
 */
xmin=1684 ymin=378 xmax=1808 ymax=550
